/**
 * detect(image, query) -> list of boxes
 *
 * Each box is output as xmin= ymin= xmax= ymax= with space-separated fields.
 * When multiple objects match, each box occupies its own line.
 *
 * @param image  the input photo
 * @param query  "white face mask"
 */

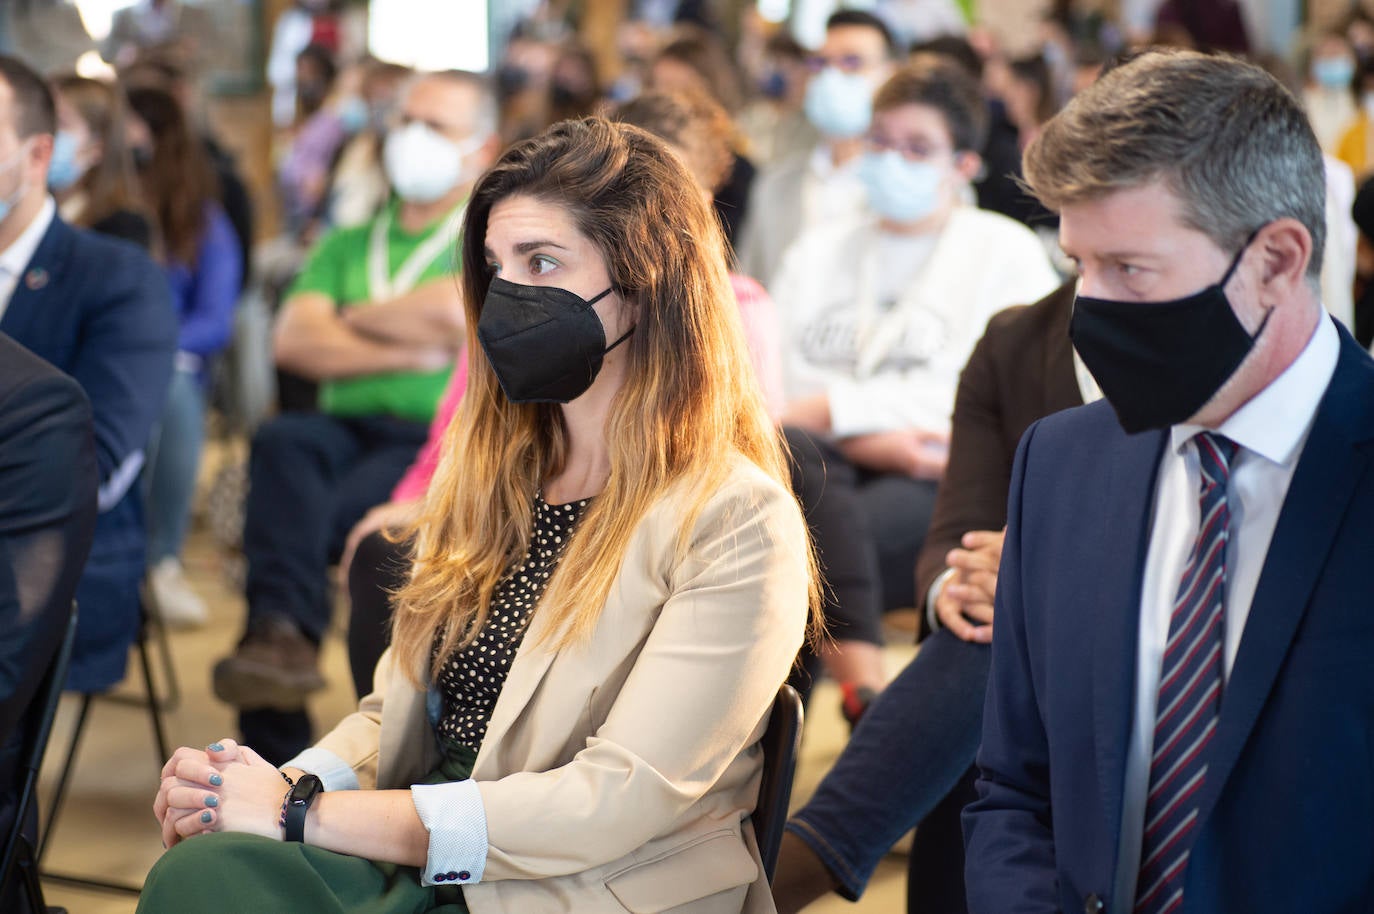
xmin=383 ymin=122 xmax=485 ymax=204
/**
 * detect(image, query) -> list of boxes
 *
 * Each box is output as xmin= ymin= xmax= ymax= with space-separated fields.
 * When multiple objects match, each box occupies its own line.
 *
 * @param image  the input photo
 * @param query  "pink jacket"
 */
xmin=390 ymin=274 xmax=784 ymax=502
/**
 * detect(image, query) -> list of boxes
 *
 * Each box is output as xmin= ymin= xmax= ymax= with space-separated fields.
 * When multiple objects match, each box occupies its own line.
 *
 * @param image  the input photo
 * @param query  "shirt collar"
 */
xmin=1170 ymin=312 xmax=1340 ymax=467
xmin=0 ymin=195 xmax=56 ymax=280
xmin=809 ymin=143 xmax=860 ymax=181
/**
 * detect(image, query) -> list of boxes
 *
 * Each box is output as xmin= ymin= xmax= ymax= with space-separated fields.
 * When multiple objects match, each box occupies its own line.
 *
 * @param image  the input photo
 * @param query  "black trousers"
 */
xmin=345 ymin=530 xmax=411 ymax=701
xmin=783 ymin=427 xmax=938 ymax=698
xmin=239 ymin=412 xmax=427 ymax=763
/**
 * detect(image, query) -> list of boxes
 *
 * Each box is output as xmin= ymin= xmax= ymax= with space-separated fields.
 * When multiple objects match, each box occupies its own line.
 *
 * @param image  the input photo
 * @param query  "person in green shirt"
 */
xmin=213 ymin=70 xmax=499 ymax=763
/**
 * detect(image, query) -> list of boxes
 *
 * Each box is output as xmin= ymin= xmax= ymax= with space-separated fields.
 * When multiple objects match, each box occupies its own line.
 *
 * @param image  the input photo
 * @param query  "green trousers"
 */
xmin=138 ymin=741 xmax=476 ymax=914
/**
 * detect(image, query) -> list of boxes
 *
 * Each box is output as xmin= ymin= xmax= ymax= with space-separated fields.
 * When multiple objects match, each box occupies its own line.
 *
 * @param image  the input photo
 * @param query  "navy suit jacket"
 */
xmin=0 ymin=215 xmax=175 ymax=692
xmin=964 ymin=322 xmax=1374 ymax=914
xmin=0 ymin=332 xmax=96 ymax=899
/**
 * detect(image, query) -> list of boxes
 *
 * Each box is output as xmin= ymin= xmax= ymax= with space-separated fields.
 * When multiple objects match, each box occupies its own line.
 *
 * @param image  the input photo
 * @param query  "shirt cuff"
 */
xmin=925 ymin=567 xmax=956 ymax=634
xmin=411 ymin=779 xmax=488 ymax=887
xmin=283 ymin=747 xmax=359 ymax=792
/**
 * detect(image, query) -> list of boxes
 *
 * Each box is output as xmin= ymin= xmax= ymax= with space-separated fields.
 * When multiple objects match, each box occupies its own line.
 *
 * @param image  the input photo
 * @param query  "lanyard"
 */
xmin=850 ymin=223 xmax=942 ymax=378
xmin=367 ymin=202 xmax=465 ymax=302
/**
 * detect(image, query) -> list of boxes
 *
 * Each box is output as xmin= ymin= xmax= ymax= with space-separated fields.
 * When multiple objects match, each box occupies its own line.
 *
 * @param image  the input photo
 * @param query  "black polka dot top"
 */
xmin=435 ymin=494 xmax=591 ymax=752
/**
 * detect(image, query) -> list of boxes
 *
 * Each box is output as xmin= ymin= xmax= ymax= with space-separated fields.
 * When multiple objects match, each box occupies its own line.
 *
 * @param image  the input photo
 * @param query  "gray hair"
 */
xmin=407 ymin=69 xmax=499 ymax=140
xmin=1023 ymin=49 xmax=1326 ymax=277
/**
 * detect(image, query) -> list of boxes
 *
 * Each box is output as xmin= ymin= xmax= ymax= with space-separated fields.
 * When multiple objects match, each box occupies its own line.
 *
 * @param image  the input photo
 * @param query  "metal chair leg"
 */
xmin=38 ymin=614 xmax=173 ymax=896
xmin=36 ymin=695 xmax=91 ymax=863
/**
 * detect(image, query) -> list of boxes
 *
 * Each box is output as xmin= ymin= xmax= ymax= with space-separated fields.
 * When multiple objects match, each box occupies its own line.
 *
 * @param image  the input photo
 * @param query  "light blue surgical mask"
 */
xmin=1313 ymin=56 xmax=1355 ymax=90
xmin=858 ymin=149 xmax=944 ymax=223
xmin=0 ymin=144 xmax=28 ymax=224
xmin=336 ymin=95 xmax=369 ymax=134
xmin=47 ymin=130 xmax=84 ymax=192
xmin=804 ymin=68 xmax=874 ymax=139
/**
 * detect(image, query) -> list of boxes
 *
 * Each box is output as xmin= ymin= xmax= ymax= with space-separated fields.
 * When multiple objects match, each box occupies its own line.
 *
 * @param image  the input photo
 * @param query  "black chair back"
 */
xmin=754 ymin=683 xmax=804 ymax=883
xmin=0 ymin=600 xmax=78 ymax=912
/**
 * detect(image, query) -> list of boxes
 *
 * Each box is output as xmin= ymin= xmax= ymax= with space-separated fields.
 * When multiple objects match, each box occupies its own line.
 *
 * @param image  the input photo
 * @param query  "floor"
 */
xmin=35 ymin=498 xmax=917 ymax=913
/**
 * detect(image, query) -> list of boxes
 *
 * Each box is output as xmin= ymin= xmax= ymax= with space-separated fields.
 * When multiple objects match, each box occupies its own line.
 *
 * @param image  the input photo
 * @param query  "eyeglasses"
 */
xmin=805 ymin=53 xmax=878 ymax=75
xmin=865 ymin=134 xmax=953 ymax=162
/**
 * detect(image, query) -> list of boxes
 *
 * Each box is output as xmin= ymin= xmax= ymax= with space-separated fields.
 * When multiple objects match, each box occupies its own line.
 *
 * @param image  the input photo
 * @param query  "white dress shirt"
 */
xmin=0 ymin=195 xmax=55 ymax=323
xmin=1112 ymin=314 xmax=1340 ymax=910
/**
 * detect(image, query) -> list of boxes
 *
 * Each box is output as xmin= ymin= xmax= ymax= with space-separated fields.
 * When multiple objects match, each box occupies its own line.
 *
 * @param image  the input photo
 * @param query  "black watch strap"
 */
xmin=284 ymin=774 xmax=324 ymax=843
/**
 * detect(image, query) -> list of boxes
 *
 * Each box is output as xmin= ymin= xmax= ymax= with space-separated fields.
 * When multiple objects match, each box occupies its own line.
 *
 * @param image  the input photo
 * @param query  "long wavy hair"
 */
xmin=126 ymin=85 xmax=218 ymax=267
xmin=391 ymin=117 xmax=819 ymax=683
xmin=51 ymin=75 xmax=149 ymax=236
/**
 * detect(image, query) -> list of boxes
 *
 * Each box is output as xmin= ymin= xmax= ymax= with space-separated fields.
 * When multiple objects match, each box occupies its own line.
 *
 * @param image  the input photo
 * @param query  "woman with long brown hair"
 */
xmin=649 ymin=26 xmax=757 ymax=248
xmin=49 ymin=73 xmax=152 ymax=248
xmin=141 ymin=117 xmax=817 ymax=914
xmin=126 ymin=84 xmax=243 ymax=627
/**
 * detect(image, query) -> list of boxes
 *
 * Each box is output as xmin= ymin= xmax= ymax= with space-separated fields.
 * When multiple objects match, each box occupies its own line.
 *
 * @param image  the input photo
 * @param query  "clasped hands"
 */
xmin=153 ymin=739 xmax=297 ymax=849
xmin=933 ymin=528 xmax=1005 ymax=644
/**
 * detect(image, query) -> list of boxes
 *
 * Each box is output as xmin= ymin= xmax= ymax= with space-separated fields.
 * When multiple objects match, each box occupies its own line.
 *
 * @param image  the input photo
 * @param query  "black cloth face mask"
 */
xmin=1070 ymin=232 xmax=1270 ymax=434
xmin=477 ymin=277 xmax=634 ymax=404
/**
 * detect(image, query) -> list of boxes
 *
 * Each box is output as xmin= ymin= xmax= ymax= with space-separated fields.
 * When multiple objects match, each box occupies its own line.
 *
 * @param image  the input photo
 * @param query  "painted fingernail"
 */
xmin=204 ymin=795 xmax=219 ymax=807
xmin=201 ymin=810 xmax=213 ymax=823
xmin=207 ymin=742 xmax=224 ymax=752
xmin=209 ymin=773 xmax=223 ymax=786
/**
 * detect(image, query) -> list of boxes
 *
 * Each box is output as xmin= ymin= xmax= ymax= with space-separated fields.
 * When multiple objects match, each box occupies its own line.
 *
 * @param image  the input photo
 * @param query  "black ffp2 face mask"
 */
xmin=1069 ymin=234 xmax=1270 ymax=434
xmin=477 ymin=277 xmax=634 ymax=404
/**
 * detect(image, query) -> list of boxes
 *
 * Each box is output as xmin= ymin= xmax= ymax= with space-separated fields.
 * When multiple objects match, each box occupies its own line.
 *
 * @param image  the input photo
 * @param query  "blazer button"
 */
xmin=433 ymin=873 xmax=447 ymax=882
xmin=446 ymin=871 xmax=460 ymax=881
xmin=1084 ymin=894 xmax=1104 ymax=914
xmin=457 ymin=870 xmax=471 ymax=881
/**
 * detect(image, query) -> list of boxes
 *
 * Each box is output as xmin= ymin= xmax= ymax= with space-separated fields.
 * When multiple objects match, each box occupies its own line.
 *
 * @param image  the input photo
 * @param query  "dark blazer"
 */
xmin=0 ymin=332 xmax=97 ymax=746
xmin=915 ymin=280 xmax=1081 ymax=634
xmin=963 ymin=322 xmax=1374 ymax=914
xmin=0 ymin=333 xmax=97 ymax=889
xmin=0 ymin=215 xmax=176 ymax=692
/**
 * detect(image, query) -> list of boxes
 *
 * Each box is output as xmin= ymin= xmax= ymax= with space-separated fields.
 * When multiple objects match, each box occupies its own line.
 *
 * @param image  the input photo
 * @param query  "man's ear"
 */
xmin=27 ymin=133 xmax=53 ymax=176
xmin=954 ymin=150 xmax=982 ymax=184
xmin=1254 ymin=217 xmax=1313 ymax=301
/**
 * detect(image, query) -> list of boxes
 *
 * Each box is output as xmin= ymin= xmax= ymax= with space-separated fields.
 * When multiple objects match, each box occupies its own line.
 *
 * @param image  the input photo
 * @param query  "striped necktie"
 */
xmin=1135 ymin=431 xmax=1238 ymax=914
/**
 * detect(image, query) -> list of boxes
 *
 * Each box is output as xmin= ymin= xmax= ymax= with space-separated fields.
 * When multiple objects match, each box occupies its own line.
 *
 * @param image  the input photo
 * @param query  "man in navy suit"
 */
xmin=0 ymin=332 xmax=97 ymax=914
xmin=964 ymin=50 xmax=1374 ymax=913
xmin=0 ymin=55 xmax=175 ymax=694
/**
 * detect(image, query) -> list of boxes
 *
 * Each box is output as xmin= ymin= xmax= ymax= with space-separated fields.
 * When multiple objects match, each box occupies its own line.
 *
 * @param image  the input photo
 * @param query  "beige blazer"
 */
xmin=312 ymin=458 xmax=810 ymax=913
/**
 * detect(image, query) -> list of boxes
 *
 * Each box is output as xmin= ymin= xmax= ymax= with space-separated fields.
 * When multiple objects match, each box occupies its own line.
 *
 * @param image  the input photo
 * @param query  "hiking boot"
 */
xmin=212 ymin=614 xmax=326 ymax=711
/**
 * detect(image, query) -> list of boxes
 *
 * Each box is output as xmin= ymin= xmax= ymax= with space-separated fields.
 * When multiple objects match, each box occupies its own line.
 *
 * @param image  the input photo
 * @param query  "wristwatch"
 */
xmin=283 ymin=773 xmax=324 ymax=843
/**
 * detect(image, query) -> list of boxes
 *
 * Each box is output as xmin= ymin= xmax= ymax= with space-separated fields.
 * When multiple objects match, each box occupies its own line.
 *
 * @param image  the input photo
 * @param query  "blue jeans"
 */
xmin=786 ymin=629 xmax=991 ymax=902
xmin=146 ymin=368 xmax=206 ymax=562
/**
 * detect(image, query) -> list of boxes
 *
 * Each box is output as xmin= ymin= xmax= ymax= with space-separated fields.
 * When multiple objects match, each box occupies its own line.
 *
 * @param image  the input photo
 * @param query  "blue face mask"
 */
xmin=758 ymin=69 xmax=788 ymax=100
xmin=804 ymin=68 xmax=874 ymax=139
xmin=336 ymin=95 xmax=369 ymax=134
xmin=47 ymin=131 xmax=84 ymax=193
xmin=0 ymin=144 xmax=28 ymax=223
xmin=1313 ymin=56 xmax=1355 ymax=90
xmin=858 ymin=150 xmax=944 ymax=223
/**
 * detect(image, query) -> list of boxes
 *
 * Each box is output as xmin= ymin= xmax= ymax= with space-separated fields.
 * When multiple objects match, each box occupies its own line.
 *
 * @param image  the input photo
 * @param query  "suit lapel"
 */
xmin=1193 ymin=331 xmax=1374 ymax=831
xmin=1091 ymin=425 xmax=1168 ymax=875
xmin=1041 ymin=282 xmax=1084 ymax=412
xmin=0 ymin=218 xmax=70 ymax=341
xmin=472 ymin=608 xmax=567 ymax=778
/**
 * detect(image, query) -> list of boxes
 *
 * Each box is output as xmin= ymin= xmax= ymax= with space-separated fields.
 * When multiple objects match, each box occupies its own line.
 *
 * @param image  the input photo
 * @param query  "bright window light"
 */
xmin=368 ymin=0 xmax=489 ymax=72
xmin=758 ymin=0 xmax=791 ymax=24
xmin=73 ymin=0 xmax=139 ymax=43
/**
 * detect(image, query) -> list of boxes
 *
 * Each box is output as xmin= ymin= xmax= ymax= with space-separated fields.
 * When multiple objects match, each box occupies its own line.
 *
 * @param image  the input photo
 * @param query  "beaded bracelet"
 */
xmin=277 ymin=770 xmax=295 ymax=830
